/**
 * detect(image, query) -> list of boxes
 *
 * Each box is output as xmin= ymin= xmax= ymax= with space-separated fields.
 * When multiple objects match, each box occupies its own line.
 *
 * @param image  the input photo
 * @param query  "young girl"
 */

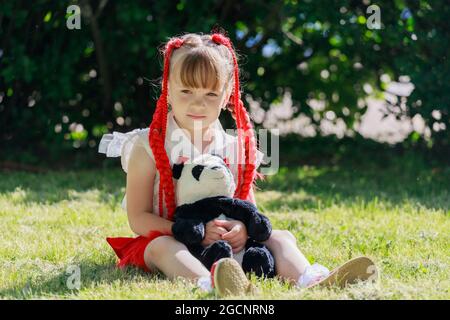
xmin=99 ymin=32 xmax=377 ymax=296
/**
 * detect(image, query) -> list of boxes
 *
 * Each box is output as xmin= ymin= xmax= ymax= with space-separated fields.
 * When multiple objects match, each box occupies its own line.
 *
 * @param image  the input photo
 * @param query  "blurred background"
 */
xmin=1 ymin=0 xmax=449 ymax=171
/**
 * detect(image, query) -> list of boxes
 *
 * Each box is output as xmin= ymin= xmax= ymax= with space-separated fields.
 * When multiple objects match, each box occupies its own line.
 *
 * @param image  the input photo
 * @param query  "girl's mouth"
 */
xmin=187 ymin=114 xmax=206 ymax=120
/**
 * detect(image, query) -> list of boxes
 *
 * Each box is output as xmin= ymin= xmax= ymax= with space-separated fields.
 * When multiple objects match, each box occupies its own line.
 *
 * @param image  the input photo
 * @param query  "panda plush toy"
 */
xmin=171 ymin=154 xmax=275 ymax=278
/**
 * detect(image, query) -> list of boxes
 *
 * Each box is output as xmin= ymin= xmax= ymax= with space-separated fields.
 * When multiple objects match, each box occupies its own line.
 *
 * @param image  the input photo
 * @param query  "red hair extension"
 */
xmin=148 ymin=38 xmax=184 ymax=220
xmin=211 ymin=33 xmax=258 ymax=201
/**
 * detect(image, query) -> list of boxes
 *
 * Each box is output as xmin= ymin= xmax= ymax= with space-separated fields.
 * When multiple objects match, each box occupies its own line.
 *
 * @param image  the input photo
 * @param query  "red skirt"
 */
xmin=106 ymin=231 xmax=171 ymax=273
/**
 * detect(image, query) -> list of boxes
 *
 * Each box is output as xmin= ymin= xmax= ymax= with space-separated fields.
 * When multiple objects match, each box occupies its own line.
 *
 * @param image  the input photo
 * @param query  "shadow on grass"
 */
xmin=1 ymin=155 xmax=449 ymax=212
xmin=0 ymin=168 xmax=126 ymax=208
xmin=0 ymin=259 xmax=164 ymax=299
xmin=257 ymin=158 xmax=450 ymax=212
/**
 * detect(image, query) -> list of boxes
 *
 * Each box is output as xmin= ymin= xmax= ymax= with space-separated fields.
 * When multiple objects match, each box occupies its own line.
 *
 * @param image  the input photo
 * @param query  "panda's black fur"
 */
xmin=171 ymin=154 xmax=275 ymax=278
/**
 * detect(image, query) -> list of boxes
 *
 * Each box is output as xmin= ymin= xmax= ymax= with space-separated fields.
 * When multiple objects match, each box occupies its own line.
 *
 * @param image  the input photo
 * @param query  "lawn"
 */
xmin=0 ymin=157 xmax=449 ymax=299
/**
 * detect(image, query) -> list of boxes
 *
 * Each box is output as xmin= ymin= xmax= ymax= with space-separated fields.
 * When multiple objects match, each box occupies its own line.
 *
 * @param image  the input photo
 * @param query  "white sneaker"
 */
xmin=197 ymin=276 xmax=213 ymax=293
xmin=297 ymin=263 xmax=330 ymax=288
xmin=298 ymin=256 xmax=379 ymax=289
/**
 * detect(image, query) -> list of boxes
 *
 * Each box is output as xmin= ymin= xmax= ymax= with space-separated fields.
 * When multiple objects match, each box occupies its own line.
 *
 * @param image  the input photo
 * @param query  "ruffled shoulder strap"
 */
xmin=98 ymin=128 xmax=154 ymax=173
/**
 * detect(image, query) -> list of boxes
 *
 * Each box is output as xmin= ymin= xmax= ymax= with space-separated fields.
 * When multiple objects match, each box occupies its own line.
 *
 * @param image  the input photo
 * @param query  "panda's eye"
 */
xmin=192 ymin=165 xmax=204 ymax=181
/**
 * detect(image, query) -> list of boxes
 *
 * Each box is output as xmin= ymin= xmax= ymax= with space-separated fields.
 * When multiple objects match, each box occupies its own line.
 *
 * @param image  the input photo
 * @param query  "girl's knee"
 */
xmin=271 ymin=230 xmax=297 ymax=244
xmin=145 ymin=235 xmax=177 ymax=259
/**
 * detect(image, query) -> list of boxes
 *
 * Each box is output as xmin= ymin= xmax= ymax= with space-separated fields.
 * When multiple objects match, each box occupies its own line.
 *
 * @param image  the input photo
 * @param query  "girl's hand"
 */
xmin=214 ymin=220 xmax=248 ymax=253
xmin=201 ymin=220 xmax=228 ymax=247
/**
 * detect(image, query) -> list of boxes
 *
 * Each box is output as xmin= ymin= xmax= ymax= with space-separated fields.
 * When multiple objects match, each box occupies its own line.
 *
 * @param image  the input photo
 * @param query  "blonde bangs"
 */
xmin=174 ymin=49 xmax=225 ymax=91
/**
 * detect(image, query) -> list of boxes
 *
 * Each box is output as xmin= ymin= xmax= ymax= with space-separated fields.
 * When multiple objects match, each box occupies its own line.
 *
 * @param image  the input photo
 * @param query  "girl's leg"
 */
xmin=144 ymin=235 xmax=210 ymax=280
xmin=144 ymin=231 xmax=311 ymax=284
xmin=262 ymin=230 xmax=311 ymax=284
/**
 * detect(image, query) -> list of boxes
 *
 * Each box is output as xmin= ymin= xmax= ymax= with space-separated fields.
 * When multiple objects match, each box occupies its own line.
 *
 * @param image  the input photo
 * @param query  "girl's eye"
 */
xmin=180 ymin=90 xmax=217 ymax=97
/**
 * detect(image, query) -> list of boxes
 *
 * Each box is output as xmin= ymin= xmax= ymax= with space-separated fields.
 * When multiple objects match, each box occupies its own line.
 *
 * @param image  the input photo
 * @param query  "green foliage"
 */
xmin=0 ymin=0 xmax=448 ymax=165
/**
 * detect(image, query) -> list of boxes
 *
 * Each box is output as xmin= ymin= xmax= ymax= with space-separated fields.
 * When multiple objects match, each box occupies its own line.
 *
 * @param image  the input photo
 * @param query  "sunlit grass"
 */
xmin=1 ymin=160 xmax=449 ymax=299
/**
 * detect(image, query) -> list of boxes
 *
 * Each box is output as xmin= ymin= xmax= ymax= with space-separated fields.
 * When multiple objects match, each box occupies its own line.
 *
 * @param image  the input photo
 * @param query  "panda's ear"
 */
xmin=172 ymin=162 xmax=184 ymax=180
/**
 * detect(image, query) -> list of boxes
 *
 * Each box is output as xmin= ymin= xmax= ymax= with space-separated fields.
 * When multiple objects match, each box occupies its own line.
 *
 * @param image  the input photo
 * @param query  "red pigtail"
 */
xmin=148 ymin=38 xmax=184 ymax=220
xmin=211 ymin=33 xmax=258 ymax=201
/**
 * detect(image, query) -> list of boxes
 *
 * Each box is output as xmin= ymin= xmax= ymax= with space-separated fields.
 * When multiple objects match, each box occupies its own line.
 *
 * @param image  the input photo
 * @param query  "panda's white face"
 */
xmin=173 ymin=154 xmax=236 ymax=206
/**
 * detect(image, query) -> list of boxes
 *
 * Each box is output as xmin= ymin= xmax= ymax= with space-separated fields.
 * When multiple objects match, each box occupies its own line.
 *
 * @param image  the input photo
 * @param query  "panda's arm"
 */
xmin=172 ymin=204 xmax=209 ymax=245
xmin=171 ymin=200 xmax=221 ymax=245
xmin=171 ymin=216 xmax=205 ymax=245
xmin=216 ymin=198 xmax=272 ymax=242
xmin=175 ymin=198 xmax=224 ymax=221
xmin=212 ymin=198 xmax=254 ymax=224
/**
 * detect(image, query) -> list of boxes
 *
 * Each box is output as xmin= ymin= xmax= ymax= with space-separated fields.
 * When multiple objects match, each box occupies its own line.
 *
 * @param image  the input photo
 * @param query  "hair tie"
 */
xmin=167 ymin=38 xmax=184 ymax=50
xmin=211 ymin=33 xmax=231 ymax=47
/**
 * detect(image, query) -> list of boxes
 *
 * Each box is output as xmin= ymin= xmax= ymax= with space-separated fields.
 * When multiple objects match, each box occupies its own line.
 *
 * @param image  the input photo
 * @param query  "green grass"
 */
xmin=1 ymin=158 xmax=449 ymax=299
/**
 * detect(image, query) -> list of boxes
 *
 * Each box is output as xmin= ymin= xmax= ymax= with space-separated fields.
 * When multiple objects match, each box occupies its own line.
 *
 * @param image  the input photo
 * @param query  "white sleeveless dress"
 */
xmin=98 ymin=110 xmax=265 ymax=218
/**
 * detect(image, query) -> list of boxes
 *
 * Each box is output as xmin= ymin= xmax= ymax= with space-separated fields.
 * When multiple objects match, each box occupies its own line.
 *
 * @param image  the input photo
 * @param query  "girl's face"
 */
xmin=168 ymin=77 xmax=230 ymax=134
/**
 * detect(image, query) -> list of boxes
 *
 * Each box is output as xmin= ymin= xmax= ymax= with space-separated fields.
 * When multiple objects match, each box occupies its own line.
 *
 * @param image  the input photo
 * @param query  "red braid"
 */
xmin=148 ymin=38 xmax=184 ymax=220
xmin=211 ymin=33 xmax=257 ymax=201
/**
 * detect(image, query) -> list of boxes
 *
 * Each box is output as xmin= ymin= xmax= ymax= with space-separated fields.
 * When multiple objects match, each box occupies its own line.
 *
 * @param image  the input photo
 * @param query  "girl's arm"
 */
xmin=247 ymin=186 xmax=256 ymax=205
xmin=125 ymin=142 xmax=173 ymax=236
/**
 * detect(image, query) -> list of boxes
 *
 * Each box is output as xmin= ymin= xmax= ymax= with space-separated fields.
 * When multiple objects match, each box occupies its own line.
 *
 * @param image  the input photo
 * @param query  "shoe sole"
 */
xmin=311 ymin=256 xmax=379 ymax=289
xmin=213 ymin=258 xmax=252 ymax=297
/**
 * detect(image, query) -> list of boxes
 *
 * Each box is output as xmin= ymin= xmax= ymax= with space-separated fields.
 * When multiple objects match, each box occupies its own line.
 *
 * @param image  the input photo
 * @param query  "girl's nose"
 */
xmin=190 ymin=96 xmax=207 ymax=108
